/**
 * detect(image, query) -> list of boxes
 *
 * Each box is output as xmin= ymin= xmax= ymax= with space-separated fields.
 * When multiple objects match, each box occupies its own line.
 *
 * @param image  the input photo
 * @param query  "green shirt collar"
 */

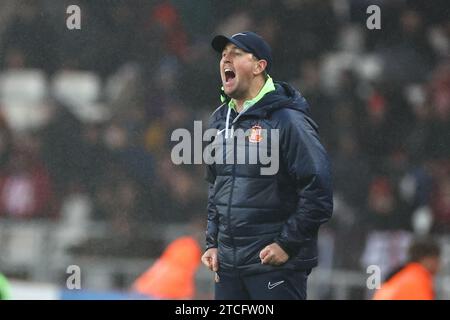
xmin=227 ymin=75 xmax=276 ymax=112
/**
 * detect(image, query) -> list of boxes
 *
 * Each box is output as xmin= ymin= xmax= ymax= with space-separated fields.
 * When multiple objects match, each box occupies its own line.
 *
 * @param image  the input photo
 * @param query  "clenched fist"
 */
xmin=201 ymin=248 xmax=219 ymax=272
xmin=259 ymin=243 xmax=289 ymax=266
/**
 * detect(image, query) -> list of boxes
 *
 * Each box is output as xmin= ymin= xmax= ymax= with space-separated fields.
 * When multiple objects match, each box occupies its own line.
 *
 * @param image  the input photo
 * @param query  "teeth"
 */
xmin=224 ymin=68 xmax=232 ymax=72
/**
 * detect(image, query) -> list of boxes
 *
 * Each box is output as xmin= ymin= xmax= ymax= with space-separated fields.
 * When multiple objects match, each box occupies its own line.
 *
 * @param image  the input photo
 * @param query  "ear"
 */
xmin=253 ymin=59 xmax=268 ymax=76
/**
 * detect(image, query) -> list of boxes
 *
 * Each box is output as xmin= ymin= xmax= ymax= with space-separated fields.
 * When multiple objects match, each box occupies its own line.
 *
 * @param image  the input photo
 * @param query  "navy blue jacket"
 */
xmin=205 ymin=82 xmax=333 ymax=275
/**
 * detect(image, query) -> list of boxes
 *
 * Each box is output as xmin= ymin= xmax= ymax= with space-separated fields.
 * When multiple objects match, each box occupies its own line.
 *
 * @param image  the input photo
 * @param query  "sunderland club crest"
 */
xmin=249 ymin=125 xmax=263 ymax=143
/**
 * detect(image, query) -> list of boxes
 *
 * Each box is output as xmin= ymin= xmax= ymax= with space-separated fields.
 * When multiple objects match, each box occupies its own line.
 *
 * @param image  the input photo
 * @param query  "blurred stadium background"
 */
xmin=0 ymin=0 xmax=449 ymax=299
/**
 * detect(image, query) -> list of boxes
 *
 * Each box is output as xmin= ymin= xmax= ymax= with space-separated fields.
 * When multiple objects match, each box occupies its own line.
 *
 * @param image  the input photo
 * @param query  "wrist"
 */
xmin=274 ymin=239 xmax=297 ymax=257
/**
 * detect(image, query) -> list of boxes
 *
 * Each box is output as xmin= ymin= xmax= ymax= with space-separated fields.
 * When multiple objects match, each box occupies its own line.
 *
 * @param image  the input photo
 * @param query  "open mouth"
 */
xmin=224 ymin=69 xmax=236 ymax=83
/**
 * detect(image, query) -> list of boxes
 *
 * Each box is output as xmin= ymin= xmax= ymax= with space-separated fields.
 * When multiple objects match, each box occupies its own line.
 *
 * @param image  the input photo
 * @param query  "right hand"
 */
xmin=201 ymin=248 xmax=219 ymax=272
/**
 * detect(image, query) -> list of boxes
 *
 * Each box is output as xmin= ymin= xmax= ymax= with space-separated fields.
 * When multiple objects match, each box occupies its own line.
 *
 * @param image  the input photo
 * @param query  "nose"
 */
xmin=221 ymin=51 xmax=231 ymax=64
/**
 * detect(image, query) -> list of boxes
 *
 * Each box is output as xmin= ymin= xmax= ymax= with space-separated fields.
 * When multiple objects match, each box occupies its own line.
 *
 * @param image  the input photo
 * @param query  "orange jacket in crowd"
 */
xmin=373 ymin=262 xmax=435 ymax=300
xmin=132 ymin=236 xmax=201 ymax=299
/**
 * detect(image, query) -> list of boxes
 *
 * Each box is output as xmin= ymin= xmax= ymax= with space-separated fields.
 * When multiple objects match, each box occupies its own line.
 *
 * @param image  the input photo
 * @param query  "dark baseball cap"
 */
xmin=211 ymin=31 xmax=272 ymax=72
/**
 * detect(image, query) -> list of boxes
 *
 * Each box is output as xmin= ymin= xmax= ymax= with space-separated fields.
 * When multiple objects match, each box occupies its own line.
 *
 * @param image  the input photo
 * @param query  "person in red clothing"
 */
xmin=132 ymin=235 xmax=201 ymax=299
xmin=373 ymin=238 xmax=441 ymax=300
xmin=131 ymin=217 xmax=204 ymax=299
xmin=0 ymin=137 xmax=56 ymax=219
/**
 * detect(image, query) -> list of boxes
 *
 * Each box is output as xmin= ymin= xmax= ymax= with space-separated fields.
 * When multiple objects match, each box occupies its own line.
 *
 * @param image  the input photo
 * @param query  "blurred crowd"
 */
xmin=0 ymin=0 xmax=449 ymax=278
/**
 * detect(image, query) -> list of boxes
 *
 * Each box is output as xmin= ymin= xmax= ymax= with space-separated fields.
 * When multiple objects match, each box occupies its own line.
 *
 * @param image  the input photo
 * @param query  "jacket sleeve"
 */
xmin=205 ymin=114 xmax=219 ymax=250
xmin=275 ymin=113 xmax=333 ymax=257
xmin=206 ymin=181 xmax=219 ymax=250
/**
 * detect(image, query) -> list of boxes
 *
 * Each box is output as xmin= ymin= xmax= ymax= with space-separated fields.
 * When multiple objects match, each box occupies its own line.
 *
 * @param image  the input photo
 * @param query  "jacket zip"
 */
xmin=224 ymin=108 xmax=263 ymax=270
xmin=227 ymin=152 xmax=237 ymax=270
xmin=224 ymin=109 xmax=238 ymax=269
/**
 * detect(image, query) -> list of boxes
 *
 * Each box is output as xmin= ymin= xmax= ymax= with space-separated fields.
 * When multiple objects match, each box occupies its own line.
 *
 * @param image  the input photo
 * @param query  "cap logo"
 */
xmin=232 ymin=32 xmax=247 ymax=38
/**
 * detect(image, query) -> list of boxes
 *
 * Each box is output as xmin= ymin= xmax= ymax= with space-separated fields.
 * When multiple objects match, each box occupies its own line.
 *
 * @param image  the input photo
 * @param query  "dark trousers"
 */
xmin=215 ymin=269 xmax=310 ymax=300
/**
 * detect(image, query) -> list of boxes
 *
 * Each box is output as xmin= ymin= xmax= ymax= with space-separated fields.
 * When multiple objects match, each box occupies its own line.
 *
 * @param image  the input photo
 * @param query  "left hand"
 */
xmin=259 ymin=243 xmax=289 ymax=266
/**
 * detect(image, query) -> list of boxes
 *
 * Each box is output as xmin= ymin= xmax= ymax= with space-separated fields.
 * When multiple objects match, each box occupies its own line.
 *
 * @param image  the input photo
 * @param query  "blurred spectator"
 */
xmin=0 ymin=114 xmax=12 ymax=168
xmin=291 ymin=59 xmax=335 ymax=148
xmin=2 ymin=47 xmax=26 ymax=70
xmin=331 ymin=133 xmax=371 ymax=268
xmin=404 ymin=84 xmax=433 ymax=164
xmin=373 ymin=237 xmax=441 ymax=300
xmin=151 ymin=0 xmax=189 ymax=59
xmin=0 ymin=0 xmax=58 ymax=73
xmin=432 ymin=178 xmax=450 ymax=228
xmin=427 ymin=63 xmax=450 ymax=159
xmin=380 ymin=8 xmax=435 ymax=87
xmin=133 ymin=0 xmax=188 ymax=82
xmin=103 ymin=121 xmax=154 ymax=188
xmin=152 ymin=156 xmax=205 ymax=222
xmin=359 ymin=88 xmax=391 ymax=168
xmin=131 ymin=216 xmax=203 ymax=299
xmin=274 ymin=0 xmax=338 ymax=79
xmin=0 ymin=135 xmax=56 ymax=219
xmin=214 ymin=6 xmax=254 ymax=41
xmin=178 ymin=41 xmax=218 ymax=110
xmin=364 ymin=175 xmax=411 ymax=230
xmin=40 ymin=104 xmax=84 ymax=194
xmin=91 ymin=161 xmax=150 ymax=225
xmin=77 ymin=123 xmax=113 ymax=195
xmin=431 ymin=164 xmax=450 ymax=233
xmin=333 ymin=134 xmax=370 ymax=211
